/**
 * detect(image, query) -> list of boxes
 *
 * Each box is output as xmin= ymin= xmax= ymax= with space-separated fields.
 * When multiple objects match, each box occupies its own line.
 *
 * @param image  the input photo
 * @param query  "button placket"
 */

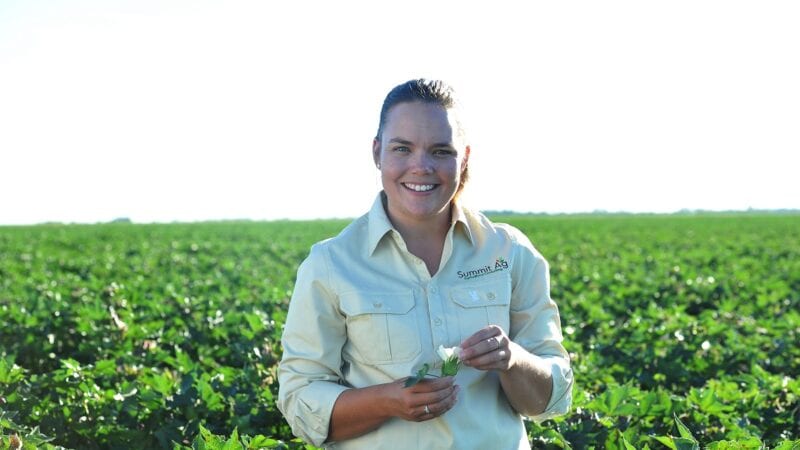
xmin=426 ymin=282 xmax=447 ymax=348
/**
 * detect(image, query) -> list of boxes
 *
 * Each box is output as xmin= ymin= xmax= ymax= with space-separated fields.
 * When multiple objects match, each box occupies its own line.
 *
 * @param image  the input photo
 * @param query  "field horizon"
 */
xmin=3 ymin=207 xmax=800 ymax=228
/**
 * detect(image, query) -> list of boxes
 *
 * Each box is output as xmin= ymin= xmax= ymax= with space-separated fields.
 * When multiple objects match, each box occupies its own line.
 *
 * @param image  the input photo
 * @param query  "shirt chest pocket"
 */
xmin=450 ymin=276 xmax=512 ymax=342
xmin=339 ymin=291 xmax=422 ymax=365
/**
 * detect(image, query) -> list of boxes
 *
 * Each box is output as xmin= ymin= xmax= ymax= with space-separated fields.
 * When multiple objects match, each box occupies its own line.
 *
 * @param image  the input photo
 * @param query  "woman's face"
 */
xmin=373 ymin=101 xmax=469 ymax=226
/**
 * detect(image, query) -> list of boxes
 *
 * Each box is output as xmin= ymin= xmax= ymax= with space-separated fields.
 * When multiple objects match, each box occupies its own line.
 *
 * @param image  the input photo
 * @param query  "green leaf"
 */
xmin=199 ymin=425 xmax=226 ymax=450
xmin=0 ymin=358 xmax=24 ymax=384
xmin=197 ymin=378 xmax=225 ymax=412
xmin=245 ymin=313 xmax=264 ymax=333
xmin=673 ymin=437 xmax=699 ymax=450
xmin=639 ymin=391 xmax=656 ymax=415
xmin=673 ymin=414 xmax=696 ymax=442
xmin=94 ymin=359 xmax=117 ymax=377
xmin=221 ymin=428 xmax=243 ymax=450
xmin=706 ymin=437 xmax=763 ymax=450
xmin=653 ymin=436 xmax=677 ymax=449
xmin=404 ymin=363 xmax=430 ymax=388
xmin=245 ymin=435 xmax=280 ymax=449
xmin=607 ymin=385 xmax=629 ymax=413
xmin=619 ymin=430 xmax=636 ymax=450
xmin=771 ymin=441 xmax=800 ymax=450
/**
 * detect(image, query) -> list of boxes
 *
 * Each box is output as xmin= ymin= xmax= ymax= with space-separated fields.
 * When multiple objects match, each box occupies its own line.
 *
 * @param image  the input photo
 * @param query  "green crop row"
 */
xmin=1 ymin=215 xmax=798 ymax=449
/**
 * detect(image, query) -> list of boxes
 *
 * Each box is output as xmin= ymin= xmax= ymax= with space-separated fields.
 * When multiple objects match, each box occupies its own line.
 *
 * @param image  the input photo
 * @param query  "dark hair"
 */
xmin=375 ymin=79 xmax=459 ymax=140
xmin=375 ymin=79 xmax=469 ymax=197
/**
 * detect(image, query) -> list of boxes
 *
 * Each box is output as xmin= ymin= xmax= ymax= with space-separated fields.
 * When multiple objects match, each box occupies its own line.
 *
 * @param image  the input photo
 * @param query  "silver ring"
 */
xmin=424 ymin=405 xmax=431 ymax=415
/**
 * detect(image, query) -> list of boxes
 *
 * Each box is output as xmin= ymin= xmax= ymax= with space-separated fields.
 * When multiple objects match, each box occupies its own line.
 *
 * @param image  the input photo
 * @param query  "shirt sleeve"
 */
xmin=507 ymin=227 xmax=574 ymax=422
xmin=277 ymin=243 xmax=349 ymax=446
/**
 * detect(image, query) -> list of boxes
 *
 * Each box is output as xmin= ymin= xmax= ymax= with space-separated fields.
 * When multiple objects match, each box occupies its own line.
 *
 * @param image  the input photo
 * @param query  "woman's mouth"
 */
xmin=402 ymin=183 xmax=436 ymax=192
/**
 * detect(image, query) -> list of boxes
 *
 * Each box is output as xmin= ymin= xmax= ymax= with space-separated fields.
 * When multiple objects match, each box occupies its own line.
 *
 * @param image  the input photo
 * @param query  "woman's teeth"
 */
xmin=404 ymin=183 xmax=435 ymax=192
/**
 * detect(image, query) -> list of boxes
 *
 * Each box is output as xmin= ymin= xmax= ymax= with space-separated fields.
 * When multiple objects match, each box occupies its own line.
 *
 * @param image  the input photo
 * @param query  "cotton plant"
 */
xmin=405 ymin=345 xmax=462 ymax=387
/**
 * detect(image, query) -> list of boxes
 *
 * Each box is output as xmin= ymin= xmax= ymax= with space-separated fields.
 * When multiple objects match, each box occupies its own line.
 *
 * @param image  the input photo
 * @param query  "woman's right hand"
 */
xmin=389 ymin=376 xmax=460 ymax=422
xmin=328 ymin=375 xmax=460 ymax=441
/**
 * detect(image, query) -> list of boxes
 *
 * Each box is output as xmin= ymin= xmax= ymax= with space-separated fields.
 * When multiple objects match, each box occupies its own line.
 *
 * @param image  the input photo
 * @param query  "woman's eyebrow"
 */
xmin=388 ymin=137 xmax=454 ymax=149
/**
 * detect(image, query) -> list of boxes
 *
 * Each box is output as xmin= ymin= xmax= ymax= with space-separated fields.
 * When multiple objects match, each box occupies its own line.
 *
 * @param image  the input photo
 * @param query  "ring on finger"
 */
xmin=424 ymin=405 xmax=431 ymax=415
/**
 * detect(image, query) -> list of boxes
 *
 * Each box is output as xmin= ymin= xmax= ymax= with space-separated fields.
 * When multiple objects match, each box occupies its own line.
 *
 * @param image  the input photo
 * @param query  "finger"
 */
xmin=420 ymin=384 xmax=460 ymax=419
xmin=466 ymin=347 xmax=512 ymax=371
xmin=419 ymin=404 xmax=432 ymax=418
xmin=485 ymin=336 xmax=500 ymax=352
xmin=415 ymin=381 xmax=458 ymax=409
xmin=407 ymin=376 xmax=455 ymax=393
xmin=460 ymin=325 xmax=502 ymax=348
xmin=462 ymin=334 xmax=509 ymax=362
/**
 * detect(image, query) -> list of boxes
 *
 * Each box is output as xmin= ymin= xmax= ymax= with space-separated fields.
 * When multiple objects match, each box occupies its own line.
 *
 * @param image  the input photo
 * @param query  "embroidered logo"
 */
xmin=457 ymin=257 xmax=509 ymax=280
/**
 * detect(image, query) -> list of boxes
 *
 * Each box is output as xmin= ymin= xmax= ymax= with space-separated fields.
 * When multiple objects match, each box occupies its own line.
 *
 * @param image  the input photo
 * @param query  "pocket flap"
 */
xmin=340 ymin=291 xmax=415 ymax=316
xmin=451 ymin=281 xmax=510 ymax=308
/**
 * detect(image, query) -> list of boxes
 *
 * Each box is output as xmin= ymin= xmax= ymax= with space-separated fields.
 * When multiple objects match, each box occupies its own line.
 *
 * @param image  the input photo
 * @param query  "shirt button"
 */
xmin=434 ymin=318 xmax=442 ymax=326
xmin=487 ymin=292 xmax=496 ymax=300
xmin=430 ymin=286 xmax=438 ymax=294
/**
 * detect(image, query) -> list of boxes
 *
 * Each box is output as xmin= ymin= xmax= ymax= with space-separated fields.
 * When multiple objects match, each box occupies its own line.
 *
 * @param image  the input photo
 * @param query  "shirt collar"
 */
xmin=367 ymin=192 xmax=396 ymax=256
xmin=451 ymin=200 xmax=475 ymax=246
xmin=367 ymin=192 xmax=475 ymax=256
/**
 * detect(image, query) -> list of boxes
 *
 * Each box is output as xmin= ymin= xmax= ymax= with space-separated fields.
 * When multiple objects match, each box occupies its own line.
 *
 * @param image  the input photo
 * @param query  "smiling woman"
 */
xmin=277 ymin=79 xmax=573 ymax=450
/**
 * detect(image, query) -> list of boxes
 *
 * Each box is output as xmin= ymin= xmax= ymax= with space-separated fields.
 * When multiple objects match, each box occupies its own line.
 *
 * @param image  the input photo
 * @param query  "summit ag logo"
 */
xmin=457 ymin=257 xmax=509 ymax=280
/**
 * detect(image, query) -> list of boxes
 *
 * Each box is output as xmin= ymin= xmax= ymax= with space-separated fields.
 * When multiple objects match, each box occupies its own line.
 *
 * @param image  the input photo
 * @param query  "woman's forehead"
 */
xmin=383 ymin=102 xmax=458 ymax=142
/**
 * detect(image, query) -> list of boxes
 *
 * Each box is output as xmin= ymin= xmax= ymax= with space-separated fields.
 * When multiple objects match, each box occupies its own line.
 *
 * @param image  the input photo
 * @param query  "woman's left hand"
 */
xmin=458 ymin=325 xmax=515 ymax=372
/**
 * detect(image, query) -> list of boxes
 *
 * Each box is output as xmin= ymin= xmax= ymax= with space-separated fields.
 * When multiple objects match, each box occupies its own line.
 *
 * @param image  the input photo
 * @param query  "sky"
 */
xmin=1 ymin=0 xmax=798 ymax=225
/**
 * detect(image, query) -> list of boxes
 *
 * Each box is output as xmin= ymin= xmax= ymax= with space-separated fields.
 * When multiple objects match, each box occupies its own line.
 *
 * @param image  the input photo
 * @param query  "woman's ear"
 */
xmin=461 ymin=145 xmax=471 ymax=172
xmin=372 ymin=138 xmax=381 ymax=167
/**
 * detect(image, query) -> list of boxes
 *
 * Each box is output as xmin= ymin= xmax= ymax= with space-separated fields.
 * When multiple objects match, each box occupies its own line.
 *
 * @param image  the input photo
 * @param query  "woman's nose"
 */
xmin=410 ymin=152 xmax=434 ymax=174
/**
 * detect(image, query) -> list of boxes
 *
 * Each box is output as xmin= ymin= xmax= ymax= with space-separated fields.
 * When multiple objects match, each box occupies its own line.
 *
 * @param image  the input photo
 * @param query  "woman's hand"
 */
xmin=328 ymin=375 xmax=459 ymax=441
xmin=390 ymin=376 xmax=460 ymax=422
xmin=459 ymin=325 xmax=557 ymax=416
xmin=459 ymin=325 xmax=515 ymax=372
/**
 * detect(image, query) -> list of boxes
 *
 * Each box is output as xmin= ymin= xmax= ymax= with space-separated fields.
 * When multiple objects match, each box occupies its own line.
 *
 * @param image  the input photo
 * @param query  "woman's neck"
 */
xmin=382 ymin=194 xmax=451 ymax=240
xmin=384 ymin=199 xmax=453 ymax=276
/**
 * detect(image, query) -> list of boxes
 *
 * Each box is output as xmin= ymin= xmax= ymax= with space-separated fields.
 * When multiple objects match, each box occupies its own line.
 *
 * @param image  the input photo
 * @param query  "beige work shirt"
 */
xmin=277 ymin=193 xmax=573 ymax=449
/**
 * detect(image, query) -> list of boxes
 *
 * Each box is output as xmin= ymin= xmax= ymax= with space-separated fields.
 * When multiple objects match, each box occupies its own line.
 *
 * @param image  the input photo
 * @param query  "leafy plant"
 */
xmin=1 ymin=214 xmax=798 ymax=448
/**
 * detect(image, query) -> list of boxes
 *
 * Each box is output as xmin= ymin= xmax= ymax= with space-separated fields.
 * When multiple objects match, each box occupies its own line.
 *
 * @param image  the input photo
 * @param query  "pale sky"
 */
xmin=1 ymin=1 xmax=798 ymax=225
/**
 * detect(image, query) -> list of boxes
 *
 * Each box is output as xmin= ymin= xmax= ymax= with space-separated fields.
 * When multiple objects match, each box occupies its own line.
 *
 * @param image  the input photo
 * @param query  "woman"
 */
xmin=277 ymin=79 xmax=573 ymax=449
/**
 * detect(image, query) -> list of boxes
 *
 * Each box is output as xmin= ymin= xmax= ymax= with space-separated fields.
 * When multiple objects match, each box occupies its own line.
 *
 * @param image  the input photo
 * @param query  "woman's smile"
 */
xmin=402 ymin=182 xmax=437 ymax=192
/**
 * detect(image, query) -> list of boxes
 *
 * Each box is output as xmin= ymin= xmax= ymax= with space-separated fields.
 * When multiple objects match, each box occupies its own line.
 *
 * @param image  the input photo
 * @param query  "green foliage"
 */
xmin=404 ymin=363 xmax=431 ymax=388
xmin=514 ymin=214 xmax=800 ymax=449
xmin=1 ymin=215 xmax=798 ymax=448
xmin=170 ymin=425 xmax=311 ymax=449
